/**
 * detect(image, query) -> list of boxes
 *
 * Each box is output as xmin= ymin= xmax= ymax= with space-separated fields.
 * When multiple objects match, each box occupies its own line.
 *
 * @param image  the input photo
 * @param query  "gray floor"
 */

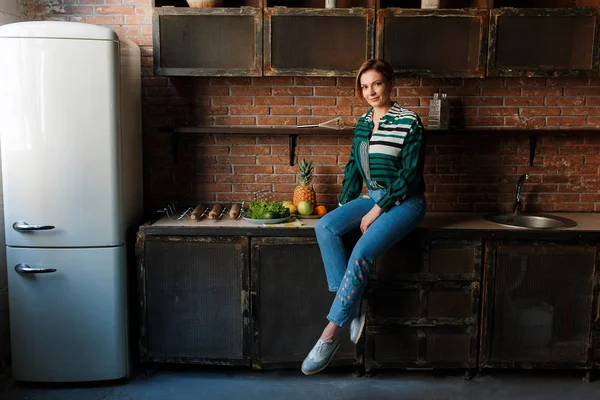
xmin=1 ymin=366 xmax=599 ymax=400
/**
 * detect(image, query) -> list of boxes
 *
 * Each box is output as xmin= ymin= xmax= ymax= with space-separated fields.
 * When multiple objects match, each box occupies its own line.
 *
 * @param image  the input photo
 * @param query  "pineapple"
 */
xmin=293 ymin=159 xmax=317 ymax=207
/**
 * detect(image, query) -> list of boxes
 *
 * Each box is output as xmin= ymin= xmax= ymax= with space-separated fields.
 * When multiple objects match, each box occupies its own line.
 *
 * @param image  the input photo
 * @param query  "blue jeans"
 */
xmin=314 ymin=190 xmax=426 ymax=327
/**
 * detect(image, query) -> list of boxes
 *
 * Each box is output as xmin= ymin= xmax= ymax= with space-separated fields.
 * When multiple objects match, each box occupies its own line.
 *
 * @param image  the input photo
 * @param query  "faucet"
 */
xmin=513 ymin=173 xmax=529 ymax=214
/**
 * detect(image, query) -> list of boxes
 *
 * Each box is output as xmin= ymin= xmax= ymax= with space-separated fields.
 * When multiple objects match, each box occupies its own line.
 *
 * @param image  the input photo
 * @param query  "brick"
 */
xmin=561 ymin=107 xmax=600 ymax=116
xmin=256 ymin=155 xmax=291 ymax=165
xmin=215 ymin=174 xmax=256 ymax=183
xmin=564 ymin=87 xmax=600 ymax=96
xmin=273 ymin=87 xmax=313 ymax=96
xmin=581 ymin=194 xmax=600 ymax=202
xmin=396 ymin=87 xmax=438 ymax=97
xmin=586 ymin=155 xmax=600 ymax=164
xmin=296 ymin=77 xmax=336 ymax=86
xmin=217 ymin=193 xmax=254 ymax=202
xmin=215 ymin=116 xmax=256 ymax=125
xmin=311 ymin=145 xmax=349 ymax=155
xmin=463 ymin=78 xmax=505 ymax=86
xmin=195 ymin=164 xmax=232 ymax=174
xmin=231 ymin=87 xmax=271 ymax=96
xmin=337 ymin=97 xmax=364 ymax=106
xmin=506 ymin=78 xmax=546 ymax=86
xmin=312 ymin=106 xmax=352 ymax=116
xmin=230 ymin=145 xmax=271 ymax=155
xmin=546 ymin=97 xmax=586 ymax=106
xmin=215 ymin=136 xmax=257 ymax=145
xmin=462 ymin=97 xmax=503 ymax=107
xmin=587 ymin=98 xmax=600 ymax=106
xmin=195 ymin=183 xmax=233 ymax=193
xmin=256 ymin=174 xmax=295 ymax=183
xmin=296 ymin=97 xmax=336 ymax=106
xmin=463 ymin=117 xmax=505 ymax=127
xmin=230 ymin=106 xmax=270 ymax=115
xmin=253 ymin=77 xmax=294 ymax=86
xmin=478 ymin=107 xmax=519 ymax=116
xmin=546 ymin=117 xmax=587 ymax=127
xmin=257 ymin=136 xmax=288 ymax=144
xmin=235 ymin=165 xmax=274 ymax=174
xmin=337 ymin=77 xmax=355 ymax=87
xmin=142 ymin=77 xmax=168 ymax=88
xmin=124 ymin=15 xmax=151 ymax=24
xmin=314 ymin=87 xmax=355 ymax=97
xmin=481 ymin=87 xmax=521 ymax=96
xmin=546 ymin=77 xmax=589 ymax=87
xmin=212 ymin=97 xmax=252 ymax=106
xmin=274 ymin=165 xmax=297 ymax=174
xmin=95 ymin=6 xmax=135 ymax=14
xmin=520 ymin=107 xmax=560 ymax=117
xmin=396 ymin=98 xmax=420 ymax=107
xmin=554 ymin=203 xmax=594 ymax=212
xmin=254 ymin=97 xmax=294 ymax=106
xmin=233 ymin=183 xmax=273 ymax=192
xmin=422 ymin=78 xmax=463 ymax=87
xmin=272 ymin=184 xmax=296 ymax=192
xmin=504 ymin=97 xmax=545 ymax=107
xmin=298 ymin=136 xmax=338 ymax=145
xmin=210 ymin=78 xmax=251 ymax=86
xmin=589 ymin=117 xmax=600 ymax=126
xmin=85 ymin=16 xmax=117 ymax=24
xmin=257 ymin=116 xmax=296 ymax=125
xmin=271 ymin=106 xmax=311 ymax=115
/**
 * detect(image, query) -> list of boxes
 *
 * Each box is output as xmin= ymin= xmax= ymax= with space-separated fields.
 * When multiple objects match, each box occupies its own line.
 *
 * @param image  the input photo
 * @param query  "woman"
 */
xmin=301 ymin=59 xmax=427 ymax=376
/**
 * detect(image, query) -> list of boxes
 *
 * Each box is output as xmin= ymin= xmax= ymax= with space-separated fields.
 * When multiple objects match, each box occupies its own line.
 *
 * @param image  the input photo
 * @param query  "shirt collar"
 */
xmin=365 ymin=101 xmax=402 ymax=122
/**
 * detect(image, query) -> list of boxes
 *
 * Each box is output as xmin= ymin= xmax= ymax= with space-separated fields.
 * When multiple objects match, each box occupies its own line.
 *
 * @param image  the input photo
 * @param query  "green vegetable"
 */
xmin=262 ymin=211 xmax=275 ymax=219
xmin=247 ymin=200 xmax=290 ymax=219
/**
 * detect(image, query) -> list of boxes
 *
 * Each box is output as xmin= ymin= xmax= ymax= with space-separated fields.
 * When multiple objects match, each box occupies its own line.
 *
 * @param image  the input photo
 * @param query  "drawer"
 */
xmin=365 ymin=325 xmax=478 ymax=371
xmin=366 ymin=281 xmax=480 ymax=326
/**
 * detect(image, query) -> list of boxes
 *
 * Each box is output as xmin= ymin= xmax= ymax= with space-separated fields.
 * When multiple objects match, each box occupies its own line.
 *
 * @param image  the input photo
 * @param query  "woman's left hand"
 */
xmin=360 ymin=205 xmax=383 ymax=234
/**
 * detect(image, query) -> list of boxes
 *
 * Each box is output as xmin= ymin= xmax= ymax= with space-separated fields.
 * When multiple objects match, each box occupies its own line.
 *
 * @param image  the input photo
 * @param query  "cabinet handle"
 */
xmin=15 ymin=263 xmax=57 ymax=274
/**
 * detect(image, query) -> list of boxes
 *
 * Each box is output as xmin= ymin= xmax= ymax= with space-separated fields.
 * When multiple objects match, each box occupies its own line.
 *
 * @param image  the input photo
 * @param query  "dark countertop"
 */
xmin=140 ymin=212 xmax=600 ymax=240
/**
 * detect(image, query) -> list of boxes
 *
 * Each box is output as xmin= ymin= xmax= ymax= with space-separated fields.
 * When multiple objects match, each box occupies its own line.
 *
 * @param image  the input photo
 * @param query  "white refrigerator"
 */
xmin=0 ymin=21 xmax=143 ymax=382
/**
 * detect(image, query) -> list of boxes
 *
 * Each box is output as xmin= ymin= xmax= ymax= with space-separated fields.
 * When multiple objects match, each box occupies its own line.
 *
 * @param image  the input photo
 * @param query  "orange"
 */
xmin=313 ymin=205 xmax=327 ymax=215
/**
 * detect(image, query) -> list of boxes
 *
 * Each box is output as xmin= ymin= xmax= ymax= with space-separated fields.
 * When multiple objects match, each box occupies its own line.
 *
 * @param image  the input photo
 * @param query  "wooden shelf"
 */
xmin=158 ymin=126 xmax=599 ymax=167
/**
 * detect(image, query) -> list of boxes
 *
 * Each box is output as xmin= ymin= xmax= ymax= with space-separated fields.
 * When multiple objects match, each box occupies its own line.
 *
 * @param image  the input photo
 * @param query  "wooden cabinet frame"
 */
xmin=263 ymin=7 xmax=375 ymax=76
xmin=153 ymin=7 xmax=263 ymax=76
xmin=376 ymin=8 xmax=489 ymax=78
xmin=487 ymin=7 xmax=600 ymax=77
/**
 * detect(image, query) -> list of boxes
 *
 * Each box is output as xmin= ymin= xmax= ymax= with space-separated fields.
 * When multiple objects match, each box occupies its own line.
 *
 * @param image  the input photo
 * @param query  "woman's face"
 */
xmin=360 ymin=69 xmax=393 ymax=108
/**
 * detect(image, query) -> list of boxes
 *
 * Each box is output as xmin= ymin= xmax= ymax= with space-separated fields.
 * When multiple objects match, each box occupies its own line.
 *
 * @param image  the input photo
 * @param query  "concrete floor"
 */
xmin=1 ymin=366 xmax=599 ymax=400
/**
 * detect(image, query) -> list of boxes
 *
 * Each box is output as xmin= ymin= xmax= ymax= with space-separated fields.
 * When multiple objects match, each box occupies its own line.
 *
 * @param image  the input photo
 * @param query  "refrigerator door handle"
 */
xmin=12 ymin=221 xmax=55 ymax=232
xmin=15 ymin=263 xmax=57 ymax=274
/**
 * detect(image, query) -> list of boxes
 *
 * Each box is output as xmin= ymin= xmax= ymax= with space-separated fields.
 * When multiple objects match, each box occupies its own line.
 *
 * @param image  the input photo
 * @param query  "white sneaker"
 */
xmin=350 ymin=300 xmax=367 ymax=344
xmin=301 ymin=337 xmax=341 ymax=375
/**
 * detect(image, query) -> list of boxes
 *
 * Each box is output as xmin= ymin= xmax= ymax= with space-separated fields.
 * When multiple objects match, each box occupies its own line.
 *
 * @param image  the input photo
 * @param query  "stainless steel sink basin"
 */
xmin=484 ymin=213 xmax=577 ymax=229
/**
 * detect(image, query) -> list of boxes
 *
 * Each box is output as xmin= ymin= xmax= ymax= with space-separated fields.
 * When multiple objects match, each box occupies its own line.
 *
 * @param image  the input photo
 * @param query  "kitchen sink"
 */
xmin=484 ymin=213 xmax=577 ymax=229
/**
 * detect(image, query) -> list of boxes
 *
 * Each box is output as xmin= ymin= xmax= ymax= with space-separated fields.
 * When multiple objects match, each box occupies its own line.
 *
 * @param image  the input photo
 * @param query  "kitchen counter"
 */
xmin=141 ymin=212 xmax=600 ymax=240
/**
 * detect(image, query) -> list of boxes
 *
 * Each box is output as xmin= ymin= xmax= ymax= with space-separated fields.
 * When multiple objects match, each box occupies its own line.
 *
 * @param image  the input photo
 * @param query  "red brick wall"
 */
xmin=22 ymin=3 xmax=600 ymax=213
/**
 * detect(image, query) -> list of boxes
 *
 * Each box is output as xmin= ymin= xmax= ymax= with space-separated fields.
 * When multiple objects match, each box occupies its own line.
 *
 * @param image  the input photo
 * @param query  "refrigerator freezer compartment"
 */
xmin=7 ymin=246 xmax=128 ymax=382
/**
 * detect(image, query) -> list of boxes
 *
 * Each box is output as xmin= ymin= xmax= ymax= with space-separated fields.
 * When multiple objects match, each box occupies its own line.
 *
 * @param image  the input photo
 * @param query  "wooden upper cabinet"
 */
xmin=152 ymin=7 xmax=262 ymax=76
xmin=263 ymin=7 xmax=375 ymax=76
xmin=376 ymin=8 xmax=488 ymax=77
xmin=487 ymin=7 xmax=599 ymax=77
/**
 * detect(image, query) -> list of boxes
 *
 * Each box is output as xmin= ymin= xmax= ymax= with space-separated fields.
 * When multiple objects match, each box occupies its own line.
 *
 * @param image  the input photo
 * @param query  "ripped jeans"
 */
xmin=314 ymin=190 xmax=426 ymax=327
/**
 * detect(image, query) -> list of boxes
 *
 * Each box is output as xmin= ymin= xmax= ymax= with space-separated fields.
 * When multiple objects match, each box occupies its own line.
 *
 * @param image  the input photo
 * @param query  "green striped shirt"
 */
xmin=339 ymin=102 xmax=426 ymax=212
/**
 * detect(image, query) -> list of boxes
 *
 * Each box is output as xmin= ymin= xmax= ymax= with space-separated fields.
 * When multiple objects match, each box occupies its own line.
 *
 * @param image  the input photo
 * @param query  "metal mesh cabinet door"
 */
xmin=376 ymin=9 xmax=488 ymax=77
xmin=488 ymin=8 xmax=599 ymax=77
xmin=264 ymin=8 xmax=374 ymax=76
xmin=251 ymin=237 xmax=360 ymax=369
xmin=139 ymin=236 xmax=250 ymax=364
xmin=481 ymin=241 xmax=598 ymax=369
xmin=153 ymin=8 xmax=262 ymax=76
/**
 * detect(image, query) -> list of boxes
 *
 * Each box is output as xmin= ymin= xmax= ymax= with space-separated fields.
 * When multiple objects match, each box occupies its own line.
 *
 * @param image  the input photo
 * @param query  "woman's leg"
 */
xmin=314 ymin=196 xmax=375 ymax=292
xmin=326 ymin=193 xmax=426 ymax=327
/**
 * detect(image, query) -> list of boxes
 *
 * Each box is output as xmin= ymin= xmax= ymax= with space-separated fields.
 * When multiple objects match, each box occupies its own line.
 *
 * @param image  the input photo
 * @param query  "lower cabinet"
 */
xmin=250 ymin=237 xmax=359 ymax=369
xmin=481 ymin=241 xmax=599 ymax=371
xmin=137 ymin=235 xmax=251 ymax=365
xmin=365 ymin=235 xmax=482 ymax=372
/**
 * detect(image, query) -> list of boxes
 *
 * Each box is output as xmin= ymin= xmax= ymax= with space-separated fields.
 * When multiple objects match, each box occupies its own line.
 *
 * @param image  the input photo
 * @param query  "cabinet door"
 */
xmin=251 ymin=237 xmax=359 ymax=369
xmin=376 ymin=9 xmax=488 ymax=77
xmin=372 ymin=236 xmax=482 ymax=282
xmin=481 ymin=241 xmax=598 ymax=369
xmin=365 ymin=325 xmax=478 ymax=371
xmin=264 ymin=8 xmax=375 ymax=76
xmin=138 ymin=236 xmax=250 ymax=364
xmin=487 ymin=8 xmax=599 ymax=77
xmin=153 ymin=8 xmax=262 ymax=76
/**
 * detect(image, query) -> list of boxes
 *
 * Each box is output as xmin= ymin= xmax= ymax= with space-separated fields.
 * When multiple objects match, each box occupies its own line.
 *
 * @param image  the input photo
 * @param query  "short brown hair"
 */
xmin=355 ymin=59 xmax=395 ymax=101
